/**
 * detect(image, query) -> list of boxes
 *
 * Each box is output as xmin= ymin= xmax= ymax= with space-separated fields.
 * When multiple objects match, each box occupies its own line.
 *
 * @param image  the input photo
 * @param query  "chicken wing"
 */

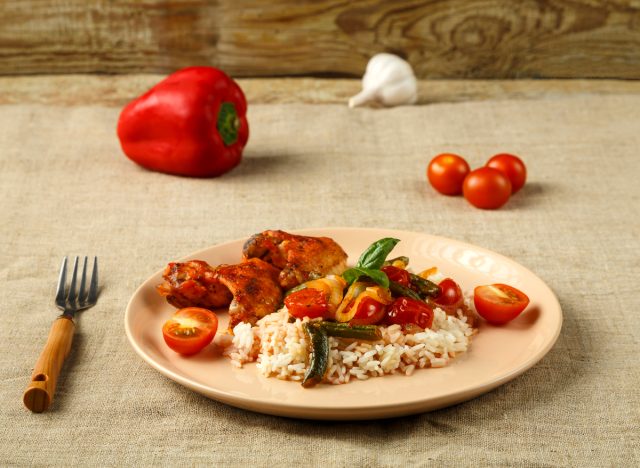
xmin=242 ymin=230 xmax=348 ymax=290
xmin=156 ymin=260 xmax=232 ymax=309
xmin=214 ymin=258 xmax=283 ymax=328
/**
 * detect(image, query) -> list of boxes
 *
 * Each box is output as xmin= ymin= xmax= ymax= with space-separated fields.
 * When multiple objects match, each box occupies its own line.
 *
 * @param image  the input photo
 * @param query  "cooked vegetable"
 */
xmin=383 ymin=256 xmax=410 ymax=268
xmin=162 ymin=307 xmax=219 ymax=355
xmin=389 ymin=280 xmax=422 ymax=301
xmin=387 ymin=297 xmax=434 ymax=329
xmin=285 ymin=288 xmax=329 ymax=319
xmin=284 ymin=283 xmax=307 ymax=297
xmin=317 ymin=322 xmax=382 ymax=341
xmin=335 ymin=283 xmax=392 ymax=323
xmin=433 ymin=278 xmax=463 ymax=306
xmin=334 ymin=281 xmax=367 ymax=322
xmin=474 ymin=284 xmax=530 ymax=324
xmin=381 ymin=265 xmax=411 ymax=287
xmin=302 ymin=323 xmax=329 ymax=388
xmin=285 ymin=275 xmax=346 ymax=312
xmin=409 ymin=273 xmax=441 ymax=298
xmin=349 ymin=297 xmax=387 ymax=325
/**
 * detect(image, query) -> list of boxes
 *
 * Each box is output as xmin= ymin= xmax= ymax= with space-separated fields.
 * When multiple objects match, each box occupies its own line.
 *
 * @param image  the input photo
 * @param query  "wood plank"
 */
xmin=0 ymin=0 xmax=639 ymax=78
xmin=2 ymin=75 xmax=640 ymax=106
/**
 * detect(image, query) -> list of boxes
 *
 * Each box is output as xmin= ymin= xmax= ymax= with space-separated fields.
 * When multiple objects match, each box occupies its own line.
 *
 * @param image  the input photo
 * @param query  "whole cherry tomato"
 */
xmin=434 ymin=278 xmax=463 ymax=307
xmin=427 ymin=153 xmax=470 ymax=195
xmin=486 ymin=153 xmax=527 ymax=194
xmin=387 ymin=297 xmax=434 ymax=329
xmin=463 ymin=167 xmax=512 ymax=209
xmin=162 ymin=307 xmax=218 ymax=355
xmin=350 ymin=297 xmax=387 ymax=325
xmin=284 ymin=288 xmax=329 ymax=319
xmin=380 ymin=265 xmax=411 ymax=287
xmin=474 ymin=284 xmax=530 ymax=324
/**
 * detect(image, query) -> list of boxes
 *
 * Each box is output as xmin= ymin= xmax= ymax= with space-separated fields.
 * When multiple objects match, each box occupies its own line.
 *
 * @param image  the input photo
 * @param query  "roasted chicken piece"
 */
xmin=157 ymin=260 xmax=232 ymax=309
xmin=157 ymin=258 xmax=283 ymax=329
xmin=242 ymin=230 xmax=348 ymax=290
xmin=214 ymin=258 xmax=283 ymax=328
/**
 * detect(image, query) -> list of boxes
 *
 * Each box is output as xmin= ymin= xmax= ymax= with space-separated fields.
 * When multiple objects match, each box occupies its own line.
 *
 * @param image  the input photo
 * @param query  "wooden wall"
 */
xmin=1 ymin=0 xmax=639 ymax=78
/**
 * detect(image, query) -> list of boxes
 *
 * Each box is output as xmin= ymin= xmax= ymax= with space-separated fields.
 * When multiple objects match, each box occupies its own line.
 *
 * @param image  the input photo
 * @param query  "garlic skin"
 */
xmin=349 ymin=53 xmax=418 ymax=108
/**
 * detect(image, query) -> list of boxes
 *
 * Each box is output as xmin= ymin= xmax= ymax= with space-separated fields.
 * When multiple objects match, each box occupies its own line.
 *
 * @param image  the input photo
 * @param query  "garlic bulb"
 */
xmin=348 ymin=53 xmax=418 ymax=108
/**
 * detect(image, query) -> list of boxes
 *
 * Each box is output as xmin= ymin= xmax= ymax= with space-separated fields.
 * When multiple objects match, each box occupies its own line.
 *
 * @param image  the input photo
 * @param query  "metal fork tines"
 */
xmin=55 ymin=256 xmax=99 ymax=318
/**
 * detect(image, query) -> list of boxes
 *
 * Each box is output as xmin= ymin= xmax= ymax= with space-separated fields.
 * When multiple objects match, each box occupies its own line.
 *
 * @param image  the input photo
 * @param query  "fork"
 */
xmin=23 ymin=256 xmax=99 ymax=413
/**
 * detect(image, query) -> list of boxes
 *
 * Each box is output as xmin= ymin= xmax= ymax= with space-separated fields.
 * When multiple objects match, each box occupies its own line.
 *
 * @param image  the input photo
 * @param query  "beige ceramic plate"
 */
xmin=125 ymin=228 xmax=562 ymax=420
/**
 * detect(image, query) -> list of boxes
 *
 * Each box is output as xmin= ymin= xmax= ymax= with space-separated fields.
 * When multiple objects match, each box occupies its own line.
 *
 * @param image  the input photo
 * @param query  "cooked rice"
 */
xmin=222 ymin=305 xmax=475 ymax=385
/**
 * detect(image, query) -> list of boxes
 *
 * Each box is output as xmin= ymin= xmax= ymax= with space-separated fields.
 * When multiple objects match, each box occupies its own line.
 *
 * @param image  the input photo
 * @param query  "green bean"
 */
xmin=409 ymin=273 xmax=441 ymax=298
xmin=317 ymin=321 xmax=382 ymax=341
xmin=302 ymin=323 xmax=329 ymax=388
xmin=389 ymin=280 xmax=422 ymax=301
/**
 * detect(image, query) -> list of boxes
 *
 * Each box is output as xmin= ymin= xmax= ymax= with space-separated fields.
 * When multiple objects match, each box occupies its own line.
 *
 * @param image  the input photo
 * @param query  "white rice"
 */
xmin=222 ymin=306 xmax=476 ymax=385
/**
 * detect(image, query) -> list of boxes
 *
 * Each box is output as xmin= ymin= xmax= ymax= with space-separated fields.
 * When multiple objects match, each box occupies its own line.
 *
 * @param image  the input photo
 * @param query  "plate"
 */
xmin=125 ymin=228 xmax=562 ymax=420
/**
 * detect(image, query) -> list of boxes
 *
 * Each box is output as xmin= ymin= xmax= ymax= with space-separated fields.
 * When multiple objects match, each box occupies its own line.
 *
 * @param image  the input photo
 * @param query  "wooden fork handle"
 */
xmin=23 ymin=316 xmax=75 ymax=413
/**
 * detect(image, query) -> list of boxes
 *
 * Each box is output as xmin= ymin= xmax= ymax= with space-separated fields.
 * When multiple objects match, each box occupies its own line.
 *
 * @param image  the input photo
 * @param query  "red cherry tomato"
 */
xmin=350 ymin=297 xmax=387 ymax=325
xmin=284 ymin=288 xmax=329 ymax=319
xmin=427 ymin=153 xmax=470 ymax=196
xmin=387 ymin=297 xmax=434 ymax=329
xmin=486 ymin=153 xmax=527 ymax=194
xmin=380 ymin=265 xmax=411 ymax=287
xmin=474 ymin=284 xmax=530 ymax=324
xmin=162 ymin=307 xmax=218 ymax=355
xmin=463 ymin=167 xmax=512 ymax=209
xmin=434 ymin=278 xmax=463 ymax=307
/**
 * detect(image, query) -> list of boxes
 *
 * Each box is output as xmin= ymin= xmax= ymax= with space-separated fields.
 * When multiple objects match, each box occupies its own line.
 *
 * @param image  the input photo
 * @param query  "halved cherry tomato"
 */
xmin=486 ymin=153 xmax=527 ymax=194
xmin=350 ymin=297 xmax=387 ymax=325
xmin=463 ymin=167 xmax=512 ymax=209
xmin=474 ymin=284 xmax=530 ymax=324
xmin=284 ymin=288 xmax=329 ymax=319
xmin=381 ymin=265 xmax=411 ymax=287
xmin=162 ymin=307 xmax=218 ymax=355
xmin=427 ymin=153 xmax=470 ymax=195
xmin=434 ymin=278 xmax=463 ymax=307
xmin=386 ymin=297 xmax=434 ymax=329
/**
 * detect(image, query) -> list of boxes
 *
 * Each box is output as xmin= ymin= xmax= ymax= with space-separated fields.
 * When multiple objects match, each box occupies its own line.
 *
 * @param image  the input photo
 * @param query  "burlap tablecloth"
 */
xmin=1 ymin=90 xmax=638 ymax=466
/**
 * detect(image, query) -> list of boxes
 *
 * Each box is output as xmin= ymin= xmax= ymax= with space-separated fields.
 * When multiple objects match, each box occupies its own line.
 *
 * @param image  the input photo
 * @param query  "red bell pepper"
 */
xmin=117 ymin=66 xmax=249 ymax=177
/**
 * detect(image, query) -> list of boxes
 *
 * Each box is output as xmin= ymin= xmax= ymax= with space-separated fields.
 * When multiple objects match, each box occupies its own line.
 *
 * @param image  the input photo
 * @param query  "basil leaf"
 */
xmin=342 ymin=267 xmax=389 ymax=288
xmin=356 ymin=237 xmax=400 ymax=269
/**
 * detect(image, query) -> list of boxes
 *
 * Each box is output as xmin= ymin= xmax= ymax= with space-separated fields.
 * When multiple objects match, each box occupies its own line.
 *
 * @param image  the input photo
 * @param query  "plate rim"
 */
xmin=124 ymin=227 xmax=563 ymax=419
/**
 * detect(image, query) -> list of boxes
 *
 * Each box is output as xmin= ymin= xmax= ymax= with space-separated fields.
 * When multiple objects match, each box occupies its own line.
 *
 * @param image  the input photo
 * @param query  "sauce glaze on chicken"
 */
xmin=157 ymin=231 xmax=347 ymax=329
xmin=242 ymin=230 xmax=348 ymax=290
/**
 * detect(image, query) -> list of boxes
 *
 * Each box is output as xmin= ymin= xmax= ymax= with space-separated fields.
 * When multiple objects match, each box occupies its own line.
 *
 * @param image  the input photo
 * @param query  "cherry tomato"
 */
xmin=463 ymin=167 xmax=512 ymax=209
xmin=434 ymin=278 xmax=463 ymax=307
xmin=387 ymin=297 xmax=434 ymax=329
xmin=427 ymin=153 xmax=470 ymax=195
xmin=486 ymin=153 xmax=527 ymax=194
xmin=284 ymin=288 xmax=329 ymax=319
xmin=474 ymin=284 xmax=530 ymax=324
xmin=381 ymin=265 xmax=411 ymax=287
xmin=162 ymin=307 xmax=218 ymax=355
xmin=350 ymin=297 xmax=387 ymax=325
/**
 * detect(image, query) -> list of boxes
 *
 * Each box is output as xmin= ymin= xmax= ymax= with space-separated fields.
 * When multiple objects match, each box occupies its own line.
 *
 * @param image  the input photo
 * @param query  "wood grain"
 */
xmin=0 ymin=0 xmax=639 ymax=78
xmin=23 ymin=317 xmax=75 ymax=413
xmin=2 ymin=75 xmax=640 ymax=107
